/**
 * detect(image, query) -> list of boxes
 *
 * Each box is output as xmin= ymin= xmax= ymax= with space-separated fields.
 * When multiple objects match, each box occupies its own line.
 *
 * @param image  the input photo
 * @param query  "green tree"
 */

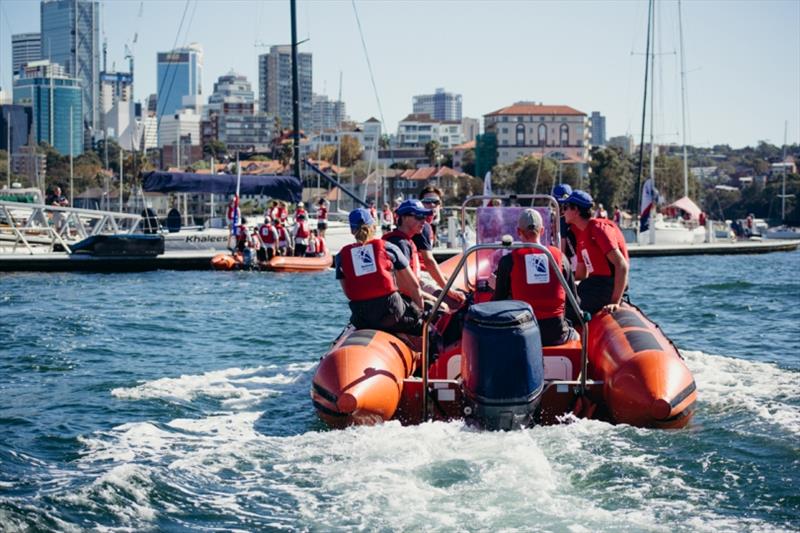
xmin=338 ymin=135 xmax=363 ymax=167
xmin=461 ymin=148 xmax=476 ymax=177
xmin=379 ymin=134 xmax=391 ymax=150
xmin=203 ymin=139 xmax=227 ymax=160
xmin=589 ymin=146 xmax=635 ymax=212
xmin=424 ymin=140 xmax=441 ymax=166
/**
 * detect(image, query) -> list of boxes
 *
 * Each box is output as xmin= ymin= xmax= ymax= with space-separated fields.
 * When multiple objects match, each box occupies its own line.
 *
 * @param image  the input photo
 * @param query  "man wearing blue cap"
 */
xmin=553 ymin=183 xmax=577 ymax=269
xmin=384 ymin=200 xmax=463 ymax=306
xmin=562 ymin=190 xmax=629 ymax=315
xmin=335 ymin=207 xmax=425 ymax=334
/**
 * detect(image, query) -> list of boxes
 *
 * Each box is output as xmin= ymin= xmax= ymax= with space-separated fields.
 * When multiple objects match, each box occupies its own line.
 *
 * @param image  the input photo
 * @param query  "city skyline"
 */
xmin=1 ymin=0 xmax=798 ymax=149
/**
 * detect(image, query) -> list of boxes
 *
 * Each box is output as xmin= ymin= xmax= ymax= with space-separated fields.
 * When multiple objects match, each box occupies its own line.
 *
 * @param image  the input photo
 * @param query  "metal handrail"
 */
xmin=0 ymin=200 xmax=144 ymax=255
xmin=420 ymin=239 xmax=588 ymax=422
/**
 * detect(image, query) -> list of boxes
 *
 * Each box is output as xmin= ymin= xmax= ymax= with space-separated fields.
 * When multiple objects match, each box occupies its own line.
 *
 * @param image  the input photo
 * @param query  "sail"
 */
xmin=483 ymin=171 xmax=492 ymax=206
xmin=142 ymin=171 xmax=302 ymax=203
xmin=640 ymin=178 xmax=657 ymax=232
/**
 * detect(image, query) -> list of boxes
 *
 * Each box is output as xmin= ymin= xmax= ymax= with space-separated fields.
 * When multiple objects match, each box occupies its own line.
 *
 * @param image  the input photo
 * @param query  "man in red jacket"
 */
xmin=493 ymin=209 xmax=577 ymax=346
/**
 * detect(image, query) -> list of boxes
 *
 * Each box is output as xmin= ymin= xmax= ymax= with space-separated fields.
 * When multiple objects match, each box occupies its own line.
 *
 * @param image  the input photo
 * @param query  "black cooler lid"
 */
xmin=465 ymin=300 xmax=534 ymax=328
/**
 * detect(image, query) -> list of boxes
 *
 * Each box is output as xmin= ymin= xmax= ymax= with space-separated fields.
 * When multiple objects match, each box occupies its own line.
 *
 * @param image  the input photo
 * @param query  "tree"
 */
xmin=461 ymin=148 xmax=476 ymax=177
xmin=589 ymin=146 xmax=635 ymax=212
xmin=424 ymin=140 xmax=441 ymax=166
xmin=203 ymin=139 xmax=227 ymax=160
xmin=379 ymin=134 xmax=391 ymax=150
xmin=338 ymin=135 xmax=363 ymax=167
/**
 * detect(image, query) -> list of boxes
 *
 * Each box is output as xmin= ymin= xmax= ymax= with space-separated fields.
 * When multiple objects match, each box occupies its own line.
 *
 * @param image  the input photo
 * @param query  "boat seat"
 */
xmin=542 ymin=338 xmax=582 ymax=381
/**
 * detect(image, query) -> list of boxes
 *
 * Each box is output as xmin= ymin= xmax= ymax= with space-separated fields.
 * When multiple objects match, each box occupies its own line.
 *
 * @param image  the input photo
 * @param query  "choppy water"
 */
xmin=1 ymin=250 xmax=798 ymax=531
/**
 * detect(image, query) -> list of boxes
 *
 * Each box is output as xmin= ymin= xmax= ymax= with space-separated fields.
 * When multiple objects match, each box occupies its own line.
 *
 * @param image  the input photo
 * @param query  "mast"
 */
xmin=290 ymin=0 xmax=301 ymax=182
xmin=119 ymin=148 xmax=123 ymax=212
xmin=678 ymin=0 xmax=689 ymax=198
xmin=648 ymin=0 xmax=656 ymax=244
xmin=69 ymin=106 xmax=74 ymax=206
xmin=635 ymin=0 xmax=654 ymax=232
xmin=6 ymin=116 xmax=10 ymax=189
xmin=781 ymin=120 xmax=788 ymax=221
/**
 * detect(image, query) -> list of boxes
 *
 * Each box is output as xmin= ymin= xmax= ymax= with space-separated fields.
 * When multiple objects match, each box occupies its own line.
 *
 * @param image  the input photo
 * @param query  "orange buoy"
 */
xmin=211 ymin=253 xmax=240 ymax=271
xmin=588 ymin=303 xmax=697 ymax=428
xmin=311 ymin=328 xmax=416 ymax=428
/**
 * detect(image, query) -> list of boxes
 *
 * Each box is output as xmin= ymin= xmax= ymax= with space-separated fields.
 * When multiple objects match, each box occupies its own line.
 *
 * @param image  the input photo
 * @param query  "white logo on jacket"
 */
xmin=352 ymin=244 xmax=377 ymax=276
xmin=524 ymin=254 xmax=550 ymax=284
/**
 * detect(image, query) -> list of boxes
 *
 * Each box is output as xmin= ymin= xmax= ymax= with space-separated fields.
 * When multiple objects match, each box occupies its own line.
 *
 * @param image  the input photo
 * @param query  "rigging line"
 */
xmin=156 ymin=0 xmax=192 ymax=132
xmin=183 ymin=0 xmax=199 ymax=47
xmin=351 ymin=1 xmax=387 ymax=134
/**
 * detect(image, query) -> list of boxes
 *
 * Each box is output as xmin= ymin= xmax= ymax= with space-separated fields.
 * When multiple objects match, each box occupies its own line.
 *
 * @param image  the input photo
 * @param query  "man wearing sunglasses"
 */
xmin=410 ymin=187 xmax=465 ymax=304
xmin=562 ymin=190 xmax=629 ymax=315
xmin=383 ymin=200 xmax=460 ymax=309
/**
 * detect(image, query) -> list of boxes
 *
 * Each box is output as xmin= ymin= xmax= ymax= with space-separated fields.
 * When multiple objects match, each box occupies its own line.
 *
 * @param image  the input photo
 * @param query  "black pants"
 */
xmin=576 ymin=275 xmax=616 ymax=315
xmin=349 ymin=292 xmax=423 ymax=336
xmin=294 ymin=243 xmax=307 ymax=257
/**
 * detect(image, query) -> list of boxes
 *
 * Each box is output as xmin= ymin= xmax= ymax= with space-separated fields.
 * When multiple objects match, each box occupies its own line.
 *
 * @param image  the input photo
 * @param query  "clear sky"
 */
xmin=1 ymin=0 xmax=798 ymax=149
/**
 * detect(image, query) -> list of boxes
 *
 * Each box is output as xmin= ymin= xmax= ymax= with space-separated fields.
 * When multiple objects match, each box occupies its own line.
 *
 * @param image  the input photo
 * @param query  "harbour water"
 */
xmin=1 ymin=250 xmax=798 ymax=531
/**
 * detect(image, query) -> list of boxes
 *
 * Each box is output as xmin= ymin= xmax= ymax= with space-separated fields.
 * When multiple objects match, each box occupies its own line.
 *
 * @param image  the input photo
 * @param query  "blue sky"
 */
xmin=2 ymin=0 xmax=798 ymax=148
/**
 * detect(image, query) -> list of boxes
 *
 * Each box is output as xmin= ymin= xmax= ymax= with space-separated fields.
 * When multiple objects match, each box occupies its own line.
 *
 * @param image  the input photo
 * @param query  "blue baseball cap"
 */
xmin=563 ymin=190 xmax=594 ymax=209
xmin=349 ymin=208 xmax=375 ymax=230
xmin=552 ymin=183 xmax=573 ymax=202
xmin=396 ymin=199 xmax=433 ymax=217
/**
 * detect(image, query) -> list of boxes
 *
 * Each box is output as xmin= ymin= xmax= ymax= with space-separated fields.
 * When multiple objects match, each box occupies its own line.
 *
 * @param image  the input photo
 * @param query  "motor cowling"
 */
xmin=460 ymin=300 xmax=544 ymax=430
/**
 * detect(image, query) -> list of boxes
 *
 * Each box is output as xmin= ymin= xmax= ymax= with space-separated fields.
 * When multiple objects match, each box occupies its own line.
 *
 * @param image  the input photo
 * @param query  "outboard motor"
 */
xmin=460 ymin=300 xmax=544 ymax=430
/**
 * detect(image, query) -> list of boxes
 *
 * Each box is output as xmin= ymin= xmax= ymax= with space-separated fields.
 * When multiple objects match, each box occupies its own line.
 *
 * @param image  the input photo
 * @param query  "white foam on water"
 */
xmin=681 ymin=349 xmax=800 ymax=437
xmin=111 ymin=363 xmax=313 ymax=408
xmin=53 ymin=354 xmax=798 ymax=531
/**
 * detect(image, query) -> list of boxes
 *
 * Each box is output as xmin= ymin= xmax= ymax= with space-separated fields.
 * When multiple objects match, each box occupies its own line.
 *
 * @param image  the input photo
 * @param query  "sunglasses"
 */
xmin=421 ymin=198 xmax=441 ymax=205
xmin=413 ymin=214 xmax=428 ymax=221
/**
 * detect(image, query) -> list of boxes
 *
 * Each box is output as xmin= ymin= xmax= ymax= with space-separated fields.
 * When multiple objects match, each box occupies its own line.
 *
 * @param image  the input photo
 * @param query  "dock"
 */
xmin=0 ymin=238 xmax=795 ymax=273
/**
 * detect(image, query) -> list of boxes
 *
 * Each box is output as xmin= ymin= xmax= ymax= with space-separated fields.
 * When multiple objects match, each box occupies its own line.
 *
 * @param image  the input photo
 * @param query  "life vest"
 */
xmin=317 ymin=206 xmax=328 ymax=220
xmin=575 ymin=218 xmax=628 ymax=278
xmin=277 ymin=226 xmax=289 ymax=244
xmin=295 ymin=221 xmax=310 ymax=239
xmin=510 ymin=246 xmax=566 ymax=320
xmin=339 ymin=239 xmax=398 ymax=302
xmin=307 ymin=238 xmax=317 ymax=255
xmin=381 ymin=209 xmax=393 ymax=225
xmin=259 ymin=223 xmax=277 ymax=244
xmin=277 ymin=207 xmax=288 ymax=222
xmin=317 ymin=236 xmax=327 ymax=256
xmin=236 ymin=225 xmax=248 ymax=242
xmin=382 ymin=228 xmax=420 ymax=277
xmin=295 ymin=208 xmax=307 ymax=219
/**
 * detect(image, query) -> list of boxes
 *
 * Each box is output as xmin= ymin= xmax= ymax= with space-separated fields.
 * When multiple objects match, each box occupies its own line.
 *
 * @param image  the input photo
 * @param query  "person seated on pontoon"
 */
xmin=383 ymin=200 xmax=461 ymax=306
xmin=562 ymin=190 xmax=629 ymax=315
xmin=335 ymin=208 xmax=425 ymax=335
xmin=492 ymin=209 xmax=578 ymax=346
xmin=292 ymin=212 xmax=311 ymax=256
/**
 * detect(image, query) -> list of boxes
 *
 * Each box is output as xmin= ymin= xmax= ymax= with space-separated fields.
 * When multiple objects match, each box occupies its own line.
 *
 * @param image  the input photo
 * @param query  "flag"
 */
xmin=640 ymin=178 xmax=656 ymax=232
xmin=232 ymin=154 xmax=242 ymax=237
xmin=483 ymin=171 xmax=492 ymax=206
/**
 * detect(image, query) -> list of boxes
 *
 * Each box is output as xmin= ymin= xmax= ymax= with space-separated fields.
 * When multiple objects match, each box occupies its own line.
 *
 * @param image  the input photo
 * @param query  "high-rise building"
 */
xmin=258 ymin=45 xmax=312 ymax=132
xmin=412 ymin=88 xmax=462 ymax=122
xmin=203 ymin=72 xmax=272 ymax=151
xmin=208 ymin=71 xmax=255 ymax=115
xmin=100 ymin=71 xmax=137 ymax=150
xmin=0 ymin=105 xmax=33 ymax=156
xmin=40 ymin=0 xmax=100 ymax=136
xmin=13 ymin=60 xmax=83 ymax=156
xmin=590 ymin=111 xmax=606 ymax=146
xmin=156 ymin=44 xmax=203 ymax=131
xmin=11 ymin=33 xmax=41 ymax=76
xmin=311 ymin=93 xmax=346 ymax=133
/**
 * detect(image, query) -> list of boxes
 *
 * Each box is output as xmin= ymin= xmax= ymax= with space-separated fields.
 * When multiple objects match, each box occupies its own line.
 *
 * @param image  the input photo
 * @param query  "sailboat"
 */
xmin=636 ymin=0 xmax=706 ymax=246
xmin=765 ymin=122 xmax=799 ymax=240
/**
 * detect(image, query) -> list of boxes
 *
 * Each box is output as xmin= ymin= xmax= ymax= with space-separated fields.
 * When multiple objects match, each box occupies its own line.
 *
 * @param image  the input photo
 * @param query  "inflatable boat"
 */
xmin=311 ymin=196 xmax=697 ymax=431
xmin=211 ymin=252 xmax=244 ymax=270
xmin=264 ymin=253 xmax=332 ymax=272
